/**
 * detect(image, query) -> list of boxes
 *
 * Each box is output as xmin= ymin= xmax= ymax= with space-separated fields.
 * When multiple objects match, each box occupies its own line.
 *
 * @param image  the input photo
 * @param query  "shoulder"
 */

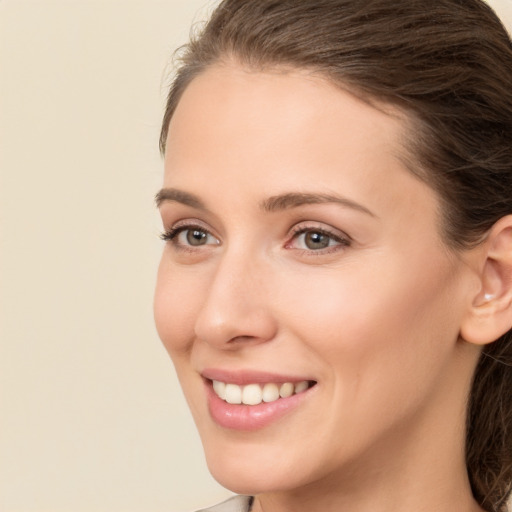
xmin=195 ymin=495 xmax=253 ymax=512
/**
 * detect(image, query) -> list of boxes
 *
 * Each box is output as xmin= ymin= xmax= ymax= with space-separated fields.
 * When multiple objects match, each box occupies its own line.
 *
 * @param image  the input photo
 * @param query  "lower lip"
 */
xmin=206 ymin=381 xmax=315 ymax=431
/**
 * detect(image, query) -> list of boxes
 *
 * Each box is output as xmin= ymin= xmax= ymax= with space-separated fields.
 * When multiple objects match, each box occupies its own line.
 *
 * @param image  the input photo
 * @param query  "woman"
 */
xmin=154 ymin=1 xmax=512 ymax=511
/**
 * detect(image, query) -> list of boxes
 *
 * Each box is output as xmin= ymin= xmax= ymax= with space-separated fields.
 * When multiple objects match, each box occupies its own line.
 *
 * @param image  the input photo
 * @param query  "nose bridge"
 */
xmin=194 ymin=245 xmax=277 ymax=348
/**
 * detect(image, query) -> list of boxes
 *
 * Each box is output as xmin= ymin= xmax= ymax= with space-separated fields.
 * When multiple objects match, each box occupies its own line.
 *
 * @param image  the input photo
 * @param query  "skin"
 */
xmin=154 ymin=64 xmax=486 ymax=512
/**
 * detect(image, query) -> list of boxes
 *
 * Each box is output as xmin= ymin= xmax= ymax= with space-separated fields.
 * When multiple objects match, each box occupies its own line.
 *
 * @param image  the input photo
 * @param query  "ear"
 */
xmin=460 ymin=215 xmax=512 ymax=346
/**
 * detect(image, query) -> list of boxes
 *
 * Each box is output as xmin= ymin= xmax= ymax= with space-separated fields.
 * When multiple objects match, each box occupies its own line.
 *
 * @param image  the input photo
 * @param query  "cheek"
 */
xmin=273 ymin=256 xmax=463 ymax=452
xmin=154 ymin=257 xmax=202 ymax=357
xmin=277 ymin=253 xmax=461 ymax=381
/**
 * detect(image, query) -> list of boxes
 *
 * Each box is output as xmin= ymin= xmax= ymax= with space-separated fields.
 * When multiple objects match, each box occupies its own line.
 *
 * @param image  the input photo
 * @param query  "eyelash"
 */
xmin=160 ymin=223 xmax=351 ymax=254
xmin=160 ymin=225 xmax=200 ymax=242
xmin=160 ymin=223 xmax=218 ymax=250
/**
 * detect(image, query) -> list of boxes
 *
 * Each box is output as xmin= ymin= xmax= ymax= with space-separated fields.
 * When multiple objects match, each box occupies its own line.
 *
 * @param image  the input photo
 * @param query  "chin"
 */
xmin=201 ymin=435 xmax=320 ymax=496
xmin=207 ymin=460 xmax=296 ymax=496
xmin=209 ymin=469 xmax=271 ymax=496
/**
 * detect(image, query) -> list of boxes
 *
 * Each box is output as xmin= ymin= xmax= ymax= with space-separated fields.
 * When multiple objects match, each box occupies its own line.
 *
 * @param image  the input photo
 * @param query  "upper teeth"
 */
xmin=212 ymin=380 xmax=311 ymax=405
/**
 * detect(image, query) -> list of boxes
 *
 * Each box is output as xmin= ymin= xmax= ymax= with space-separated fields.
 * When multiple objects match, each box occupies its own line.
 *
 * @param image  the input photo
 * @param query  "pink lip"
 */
xmin=202 ymin=369 xmax=317 ymax=431
xmin=201 ymin=368 xmax=314 ymax=385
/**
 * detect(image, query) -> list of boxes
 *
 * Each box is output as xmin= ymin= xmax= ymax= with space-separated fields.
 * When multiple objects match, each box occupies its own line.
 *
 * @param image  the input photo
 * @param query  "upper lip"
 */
xmin=201 ymin=368 xmax=316 ymax=386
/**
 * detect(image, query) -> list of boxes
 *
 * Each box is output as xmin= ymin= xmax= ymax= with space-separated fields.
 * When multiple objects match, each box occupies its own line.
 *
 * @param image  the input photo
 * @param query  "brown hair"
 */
xmin=160 ymin=1 xmax=512 ymax=510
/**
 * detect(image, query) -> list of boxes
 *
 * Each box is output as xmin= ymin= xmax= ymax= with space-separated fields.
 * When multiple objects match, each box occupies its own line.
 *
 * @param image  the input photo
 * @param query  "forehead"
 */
xmin=167 ymin=65 xmax=408 ymax=166
xmin=163 ymin=64 xmax=436 ymax=222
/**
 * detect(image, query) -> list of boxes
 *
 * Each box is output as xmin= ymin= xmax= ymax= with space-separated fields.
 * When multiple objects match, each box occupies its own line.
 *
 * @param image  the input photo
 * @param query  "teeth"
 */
xmin=294 ymin=381 xmax=309 ymax=393
xmin=212 ymin=380 xmax=312 ymax=405
xmin=225 ymin=383 xmax=242 ymax=404
xmin=242 ymin=384 xmax=262 ymax=405
xmin=279 ymin=382 xmax=294 ymax=398
xmin=212 ymin=380 xmax=226 ymax=400
xmin=262 ymin=383 xmax=279 ymax=403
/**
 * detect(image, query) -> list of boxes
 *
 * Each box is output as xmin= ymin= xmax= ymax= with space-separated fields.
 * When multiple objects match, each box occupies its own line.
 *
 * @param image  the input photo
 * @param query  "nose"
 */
xmin=194 ymin=251 xmax=278 ymax=349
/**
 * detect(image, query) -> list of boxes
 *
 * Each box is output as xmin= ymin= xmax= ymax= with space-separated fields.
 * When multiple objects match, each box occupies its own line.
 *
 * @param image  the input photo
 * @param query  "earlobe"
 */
xmin=460 ymin=215 xmax=512 ymax=346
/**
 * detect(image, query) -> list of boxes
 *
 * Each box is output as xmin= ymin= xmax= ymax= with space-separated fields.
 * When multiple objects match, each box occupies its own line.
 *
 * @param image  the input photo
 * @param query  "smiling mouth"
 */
xmin=211 ymin=380 xmax=316 ymax=406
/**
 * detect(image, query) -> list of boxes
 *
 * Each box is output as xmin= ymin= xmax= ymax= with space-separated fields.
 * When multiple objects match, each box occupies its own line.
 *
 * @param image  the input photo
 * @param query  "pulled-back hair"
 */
xmin=160 ymin=1 xmax=512 ymax=510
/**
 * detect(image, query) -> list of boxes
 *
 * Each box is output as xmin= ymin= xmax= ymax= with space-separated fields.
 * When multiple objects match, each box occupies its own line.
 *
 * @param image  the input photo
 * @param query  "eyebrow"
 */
xmin=155 ymin=188 xmax=207 ymax=210
xmin=156 ymin=188 xmax=375 ymax=217
xmin=260 ymin=192 xmax=376 ymax=217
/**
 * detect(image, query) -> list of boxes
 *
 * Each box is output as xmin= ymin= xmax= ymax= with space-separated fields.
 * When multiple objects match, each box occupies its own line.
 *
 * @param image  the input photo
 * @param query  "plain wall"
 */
xmin=1 ymin=1 xmax=511 ymax=511
xmin=1 ymin=1 xmax=230 ymax=511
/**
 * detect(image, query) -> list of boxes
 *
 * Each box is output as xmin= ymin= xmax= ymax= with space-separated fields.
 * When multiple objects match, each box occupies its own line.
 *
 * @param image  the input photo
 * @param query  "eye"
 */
xmin=161 ymin=224 xmax=220 ymax=248
xmin=180 ymin=228 xmax=213 ymax=246
xmin=287 ymin=225 xmax=350 ymax=253
xmin=300 ymin=231 xmax=335 ymax=250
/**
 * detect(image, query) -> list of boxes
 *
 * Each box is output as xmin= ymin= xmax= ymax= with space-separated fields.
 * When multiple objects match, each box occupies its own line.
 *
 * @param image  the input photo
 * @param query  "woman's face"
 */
xmin=154 ymin=65 xmax=479 ymax=495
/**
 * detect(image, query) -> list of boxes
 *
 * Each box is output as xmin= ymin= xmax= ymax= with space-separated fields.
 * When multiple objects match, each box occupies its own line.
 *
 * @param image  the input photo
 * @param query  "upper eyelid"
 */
xmin=163 ymin=218 xmax=217 ymax=235
xmin=158 ymin=201 xmax=223 ymax=233
xmin=167 ymin=223 xmax=217 ymax=238
xmin=289 ymin=222 xmax=352 ymax=241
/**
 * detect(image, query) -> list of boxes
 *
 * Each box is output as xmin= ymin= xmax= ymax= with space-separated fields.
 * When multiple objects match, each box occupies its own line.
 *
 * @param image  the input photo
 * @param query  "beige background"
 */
xmin=1 ymin=1 xmax=511 ymax=511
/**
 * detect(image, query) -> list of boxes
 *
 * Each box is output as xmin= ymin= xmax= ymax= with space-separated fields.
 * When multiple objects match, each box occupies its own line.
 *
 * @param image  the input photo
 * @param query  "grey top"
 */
xmin=196 ymin=495 xmax=253 ymax=512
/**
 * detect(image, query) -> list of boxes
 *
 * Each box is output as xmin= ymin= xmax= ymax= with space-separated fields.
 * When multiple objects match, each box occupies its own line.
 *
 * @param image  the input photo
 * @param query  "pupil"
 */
xmin=305 ymin=232 xmax=329 ymax=249
xmin=187 ymin=229 xmax=207 ymax=246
